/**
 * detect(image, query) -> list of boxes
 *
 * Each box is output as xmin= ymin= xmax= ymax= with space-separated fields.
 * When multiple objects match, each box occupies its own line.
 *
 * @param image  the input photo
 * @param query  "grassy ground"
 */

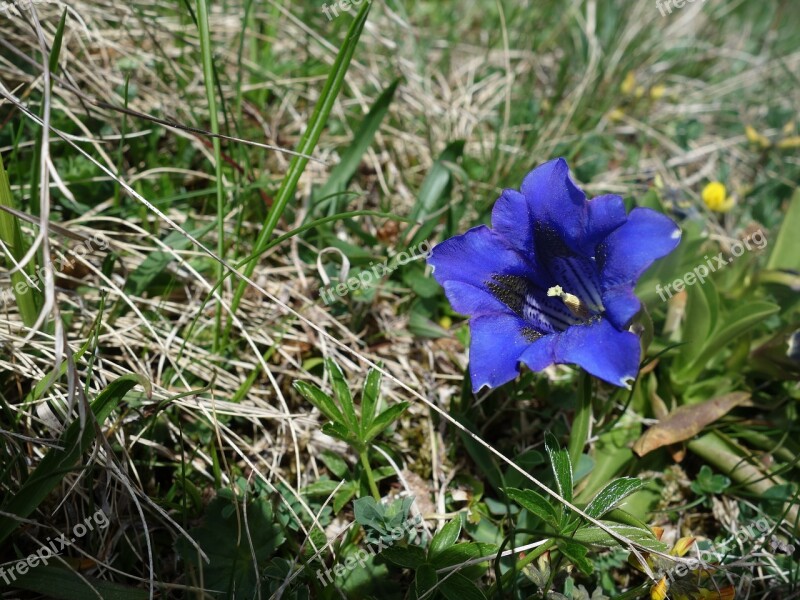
xmin=0 ymin=0 xmax=799 ymax=598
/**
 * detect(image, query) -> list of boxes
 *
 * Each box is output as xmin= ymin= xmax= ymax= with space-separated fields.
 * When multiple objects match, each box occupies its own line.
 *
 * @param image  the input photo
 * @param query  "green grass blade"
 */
xmin=313 ymin=78 xmax=400 ymax=214
xmin=195 ymin=0 xmax=226 ymax=352
xmin=0 ymin=374 xmax=150 ymax=545
xmin=225 ymin=0 xmax=373 ymax=342
xmin=0 ymin=152 xmax=39 ymax=325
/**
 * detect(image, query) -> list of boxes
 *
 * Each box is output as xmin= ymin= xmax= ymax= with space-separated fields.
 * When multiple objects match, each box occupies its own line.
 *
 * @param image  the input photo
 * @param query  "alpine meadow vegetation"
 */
xmin=0 ymin=1 xmax=798 ymax=599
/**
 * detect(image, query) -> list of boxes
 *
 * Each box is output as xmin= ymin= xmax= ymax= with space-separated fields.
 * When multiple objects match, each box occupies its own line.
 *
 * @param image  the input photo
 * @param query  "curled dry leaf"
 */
xmin=633 ymin=392 xmax=752 ymax=457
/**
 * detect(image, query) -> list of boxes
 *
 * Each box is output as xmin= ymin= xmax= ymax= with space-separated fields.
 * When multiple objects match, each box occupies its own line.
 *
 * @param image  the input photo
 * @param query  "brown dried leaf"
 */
xmin=632 ymin=392 xmax=752 ymax=457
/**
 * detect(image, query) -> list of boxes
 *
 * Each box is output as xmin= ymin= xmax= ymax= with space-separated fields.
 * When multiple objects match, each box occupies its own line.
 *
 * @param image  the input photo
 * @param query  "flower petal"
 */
xmin=469 ymin=313 xmax=544 ymax=390
xmin=583 ymin=194 xmax=627 ymax=255
xmin=428 ymin=225 xmax=535 ymax=290
xmin=521 ymin=158 xmax=588 ymax=249
xmin=492 ymin=188 xmax=533 ymax=253
xmin=598 ymin=208 xmax=681 ymax=328
xmin=554 ymin=319 xmax=641 ymax=387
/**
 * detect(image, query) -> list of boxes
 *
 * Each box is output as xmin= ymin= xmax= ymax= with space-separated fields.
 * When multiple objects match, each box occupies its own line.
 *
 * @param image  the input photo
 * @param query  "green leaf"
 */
xmin=360 ymin=364 xmax=383 ymax=435
xmin=545 ymin=432 xmax=573 ymax=504
xmin=326 ymin=358 xmax=359 ymax=432
xmin=380 ymin=544 xmax=427 ymax=568
xmin=333 ymin=482 xmax=359 ymax=514
xmin=11 ymin=566 xmax=149 ymax=600
xmin=409 ymin=140 xmax=465 ymax=223
xmin=314 ymin=79 xmax=400 ymax=210
xmin=176 ymin=494 xmax=285 ymax=598
xmin=230 ymin=0 xmax=373 ymax=328
xmin=321 ymin=422 xmax=354 ymax=445
xmin=0 ymin=375 xmax=149 ymax=545
xmin=675 ymin=278 xmax=718 ymax=370
xmin=430 ymin=542 xmax=498 ymax=569
xmin=440 ymin=572 xmax=488 ymax=600
xmin=584 ymin=477 xmax=645 ymax=519
xmin=353 ymin=496 xmax=384 ymax=529
xmin=677 ymin=301 xmax=780 ymax=381
xmin=504 ymin=488 xmax=559 ymax=527
xmin=430 ymin=516 xmax=462 ymax=557
xmin=364 ymin=402 xmax=409 ymax=441
xmin=556 ymin=540 xmax=593 ymax=576
xmin=766 ymin=187 xmax=800 ymax=271
xmin=293 ymin=381 xmax=345 ymax=425
xmin=571 ymin=524 xmax=668 ymax=552
xmin=415 ymin=564 xmax=438 ymax=597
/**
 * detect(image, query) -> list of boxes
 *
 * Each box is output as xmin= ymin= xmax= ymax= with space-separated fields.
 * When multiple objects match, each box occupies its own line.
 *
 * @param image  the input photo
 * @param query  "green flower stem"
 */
xmin=567 ymin=373 xmax=592 ymax=469
xmin=359 ymin=448 xmax=380 ymax=501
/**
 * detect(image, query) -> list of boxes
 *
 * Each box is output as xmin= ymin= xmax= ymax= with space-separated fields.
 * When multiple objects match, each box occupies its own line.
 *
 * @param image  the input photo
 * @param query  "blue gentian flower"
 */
xmin=428 ymin=158 xmax=681 ymax=390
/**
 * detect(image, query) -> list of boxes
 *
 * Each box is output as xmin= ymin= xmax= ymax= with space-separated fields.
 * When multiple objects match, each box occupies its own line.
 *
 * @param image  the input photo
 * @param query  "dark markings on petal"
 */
xmin=486 ymin=274 xmax=579 ymax=333
xmin=521 ymin=327 xmax=543 ymax=343
xmin=534 ymin=224 xmax=604 ymax=309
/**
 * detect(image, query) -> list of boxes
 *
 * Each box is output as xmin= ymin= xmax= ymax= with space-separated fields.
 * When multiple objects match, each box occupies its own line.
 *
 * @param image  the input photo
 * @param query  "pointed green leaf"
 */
xmin=326 ymin=358 xmax=359 ymax=432
xmin=430 ymin=516 xmax=462 ymax=557
xmin=556 ymin=539 xmax=593 ymax=576
xmin=766 ymin=188 xmax=800 ymax=271
xmin=364 ymin=402 xmax=409 ymax=441
xmin=571 ymin=524 xmax=668 ymax=552
xmin=293 ymin=380 xmax=345 ymax=425
xmin=545 ymin=432 xmax=573 ymax=504
xmin=505 ymin=488 xmax=560 ymax=528
xmin=585 ymin=477 xmax=645 ymax=519
xmin=360 ymin=363 xmax=383 ymax=435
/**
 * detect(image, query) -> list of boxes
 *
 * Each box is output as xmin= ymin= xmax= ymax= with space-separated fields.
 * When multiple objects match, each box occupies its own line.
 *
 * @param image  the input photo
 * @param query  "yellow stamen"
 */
xmin=547 ymin=285 xmax=590 ymax=319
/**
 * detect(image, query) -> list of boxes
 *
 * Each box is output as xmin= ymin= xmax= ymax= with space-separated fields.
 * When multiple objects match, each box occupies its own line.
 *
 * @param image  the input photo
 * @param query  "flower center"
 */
xmin=547 ymin=285 xmax=591 ymax=319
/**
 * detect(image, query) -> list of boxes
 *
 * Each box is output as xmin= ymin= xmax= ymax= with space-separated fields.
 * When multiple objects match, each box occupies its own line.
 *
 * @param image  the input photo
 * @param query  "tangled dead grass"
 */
xmin=1 ymin=0 xmax=798 ymax=596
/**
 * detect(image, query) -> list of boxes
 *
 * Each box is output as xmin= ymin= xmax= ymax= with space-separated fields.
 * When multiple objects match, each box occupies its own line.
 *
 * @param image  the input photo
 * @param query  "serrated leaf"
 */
xmin=585 ymin=478 xmax=645 ymax=519
xmin=545 ymin=432 xmax=573 ymax=504
xmin=505 ymin=488 xmax=559 ymax=527
xmin=353 ymin=496 xmax=384 ymax=529
xmin=430 ymin=516 xmax=462 ymax=557
xmin=175 ymin=495 xmax=285 ymax=598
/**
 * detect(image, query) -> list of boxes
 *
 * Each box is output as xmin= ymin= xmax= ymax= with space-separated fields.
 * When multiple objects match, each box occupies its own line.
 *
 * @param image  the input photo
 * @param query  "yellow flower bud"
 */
xmin=702 ymin=182 xmax=734 ymax=212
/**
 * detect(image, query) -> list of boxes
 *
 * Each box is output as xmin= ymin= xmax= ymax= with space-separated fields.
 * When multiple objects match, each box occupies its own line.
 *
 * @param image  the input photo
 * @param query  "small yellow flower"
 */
xmin=650 ymin=84 xmax=666 ymax=100
xmin=609 ymin=108 xmax=625 ymax=122
xmin=777 ymin=136 xmax=800 ymax=149
xmin=744 ymin=125 xmax=770 ymax=148
xmin=670 ymin=536 xmax=696 ymax=557
xmin=621 ymin=71 xmax=636 ymax=95
xmin=782 ymin=120 xmax=795 ymax=135
xmin=702 ymin=182 xmax=734 ymax=212
xmin=438 ymin=315 xmax=452 ymax=330
xmin=635 ymin=85 xmax=646 ymax=99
